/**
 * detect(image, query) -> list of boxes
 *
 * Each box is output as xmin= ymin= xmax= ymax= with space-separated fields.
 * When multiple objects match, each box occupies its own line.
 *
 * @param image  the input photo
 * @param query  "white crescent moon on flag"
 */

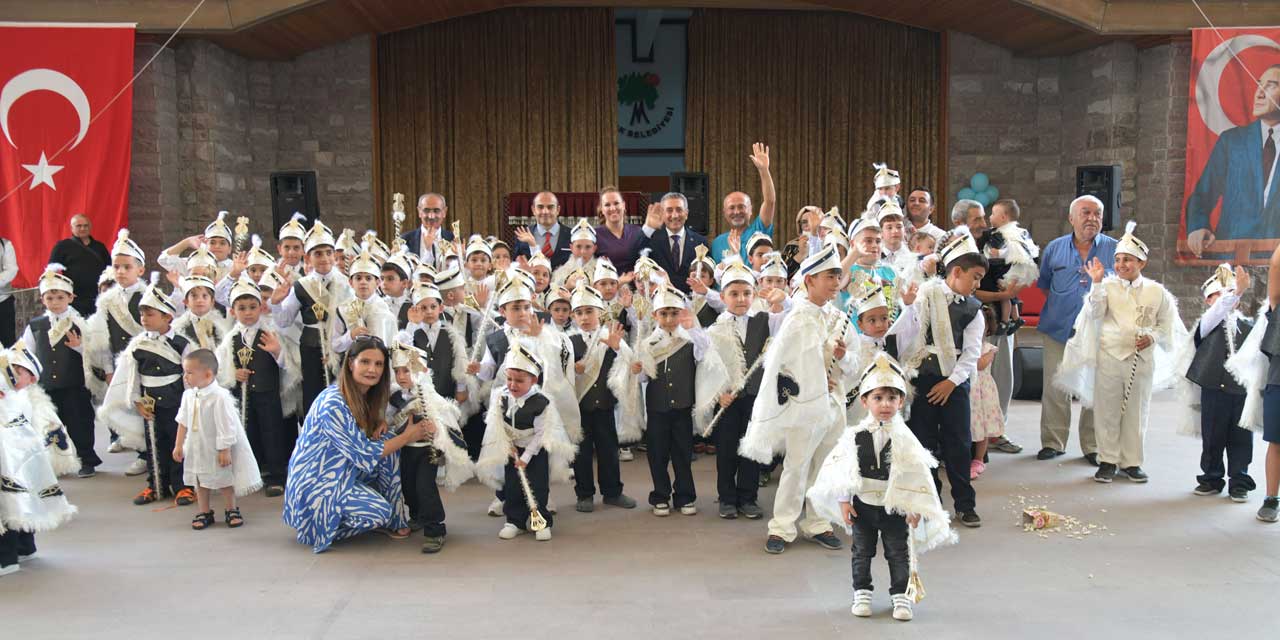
xmin=1196 ymin=35 xmax=1280 ymax=136
xmin=0 ymin=68 xmax=91 ymax=150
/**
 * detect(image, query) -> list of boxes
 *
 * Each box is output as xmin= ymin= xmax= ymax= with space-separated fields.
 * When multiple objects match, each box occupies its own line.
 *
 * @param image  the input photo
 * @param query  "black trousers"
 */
xmin=0 ymin=296 xmax=14 ymax=347
xmin=715 ymin=394 xmax=759 ymax=506
xmin=646 ymin=408 xmax=696 ymax=508
xmin=908 ymin=375 xmax=976 ymax=513
xmin=850 ymin=497 xmax=910 ymax=595
xmin=240 ymin=389 xmax=288 ymax=485
xmin=462 ymin=413 xmax=487 ymax=461
xmin=0 ymin=529 xmax=35 ymax=568
xmin=503 ymin=449 xmax=551 ymax=530
xmin=48 ymin=386 xmax=101 ymax=468
xmin=145 ymin=405 xmax=185 ymax=495
xmin=574 ymin=407 xmax=624 ymax=499
xmin=401 ymin=446 xmax=447 ymax=537
xmin=1199 ymin=388 xmax=1256 ymax=492
xmin=299 ymin=344 xmax=327 ymax=419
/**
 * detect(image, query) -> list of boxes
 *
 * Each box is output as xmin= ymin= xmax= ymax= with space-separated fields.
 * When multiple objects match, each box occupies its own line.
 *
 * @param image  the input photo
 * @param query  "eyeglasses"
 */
xmin=352 ymin=335 xmax=385 ymax=346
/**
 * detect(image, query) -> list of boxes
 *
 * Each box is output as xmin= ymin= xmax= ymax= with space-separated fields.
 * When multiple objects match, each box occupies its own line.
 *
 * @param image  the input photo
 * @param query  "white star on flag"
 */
xmin=22 ymin=151 xmax=64 ymax=190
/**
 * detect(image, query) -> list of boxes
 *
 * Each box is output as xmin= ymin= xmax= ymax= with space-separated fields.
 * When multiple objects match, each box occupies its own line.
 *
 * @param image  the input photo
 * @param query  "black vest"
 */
xmin=696 ymin=302 xmax=719 ymax=328
xmin=918 ymin=296 xmax=981 ymax=379
xmin=485 ymin=330 xmax=510 ymax=370
xmin=571 ymin=333 xmax=618 ymax=410
xmin=412 ymin=325 xmax=456 ymax=399
xmin=1262 ymin=309 xmax=1280 ymax=386
xmin=444 ymin=308 xmax=474 ymax=348
xmin=854 ymin=429 xmax=892 ymax=482
xmin=134 ymin=334 xmax=190 ymax=408
xmin=107 ymin=290 xmax=143 ymax=356
xmin=737 ymin=313 xmax=770 ymax=397
xmin=179 ymin=312 xmax=225 ymax=350
xmin=1188 ymin=316 xmax=1253 ymax=395
xmin=231 ymin=329 xmax=280 ymax=394
xmin=394 ymin=299 xmax=411 ymax=330
xmin=27 ymin=316 xmax=84 ymax=390
xmin=500 ymin=393 xmax=550 ymax=435
xmin=645 ymin=342 xmax=696 ymax=411
xmin=294 ymin=280 xmax=327 ymax=348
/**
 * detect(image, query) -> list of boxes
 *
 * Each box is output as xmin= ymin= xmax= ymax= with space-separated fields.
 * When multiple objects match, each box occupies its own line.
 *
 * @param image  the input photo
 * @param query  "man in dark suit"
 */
xmin=46 ymin=213 xmax=111 ymax=317
xmin=400 ymin=192 xmax=456 ymax=265
xmin=1186 ymin=64 xmax=1280 ymax=256
xmin=513 ymin=191 xmax=572 ymax=269
xmin=639 ymin=192 xmax=709 ymax=294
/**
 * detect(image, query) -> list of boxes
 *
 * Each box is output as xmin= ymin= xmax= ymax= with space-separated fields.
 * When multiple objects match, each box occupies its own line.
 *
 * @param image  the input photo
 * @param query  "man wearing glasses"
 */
xmin=1035 ymin=195 xmax=1117 ymax=464
xmin=401 ymin=193 xmax=456 ymax=266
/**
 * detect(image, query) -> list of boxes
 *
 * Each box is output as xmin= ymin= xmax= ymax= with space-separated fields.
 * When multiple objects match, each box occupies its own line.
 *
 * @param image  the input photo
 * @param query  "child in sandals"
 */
xmin=173 ymin=349 xmax=262 ymax=530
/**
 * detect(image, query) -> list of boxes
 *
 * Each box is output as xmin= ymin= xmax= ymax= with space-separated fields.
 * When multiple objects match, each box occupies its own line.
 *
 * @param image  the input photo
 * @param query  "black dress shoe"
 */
xmin=809 ymin=531 xmax=842 ymax=550
xmin=264 ymin=485 xmax=285 ymax=498
xmin=1084 ymin=453 xmax=1099 ymax=467
xmin=1094 ymin=463 xmax=1117 ymax=483
xmin=1036 ymin=448 xmax=1064 ymax=460
xmin=958 ymin=511 xmax=982 ymax=528
xmin=765 ymin=535 xmax=787 ymax=554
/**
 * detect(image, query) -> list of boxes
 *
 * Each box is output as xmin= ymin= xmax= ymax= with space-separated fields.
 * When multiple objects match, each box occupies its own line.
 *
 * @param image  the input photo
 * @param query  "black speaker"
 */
xmin=670 ymin=172 xmax=710 ymax=236
xmin=270 ymin=171 xmax=320 ymax=234
xmin=1075 ymin=165 xmax=1121 ymax=231
xmin=1011 ymin=345 xmax=1043 ymax=401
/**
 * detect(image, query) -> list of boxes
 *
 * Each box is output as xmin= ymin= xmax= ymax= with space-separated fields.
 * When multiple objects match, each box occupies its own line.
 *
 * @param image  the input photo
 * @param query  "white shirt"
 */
xmin=1198 ymin=292 xmax=1240 ymax=339
xmin=418 ymin=225 xmax=439 ymax=264
xmin=914 ymin=222 xmax=947 ymax=241
xmin=892 ymin=285 xmax=983 ymax=386
xmin=235 ymin=321 xmax=287 ymax=368
xmin=533 ymin=223 xmax=561 ymax=255
xmin=0 ymin=238 xmax=16 ymax=303
xmin=504 ymin=385 xmax=547 ymax=464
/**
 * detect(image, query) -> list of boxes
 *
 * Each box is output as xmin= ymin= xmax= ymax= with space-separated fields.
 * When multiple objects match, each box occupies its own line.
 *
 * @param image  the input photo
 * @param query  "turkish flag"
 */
xmin=0 ymin=22 xmax=134 ymax=288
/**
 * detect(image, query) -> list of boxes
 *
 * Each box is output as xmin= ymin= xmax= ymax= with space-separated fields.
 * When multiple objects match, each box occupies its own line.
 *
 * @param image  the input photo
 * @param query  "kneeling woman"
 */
xmin=283 ymin=336 xmax=431 ymax=552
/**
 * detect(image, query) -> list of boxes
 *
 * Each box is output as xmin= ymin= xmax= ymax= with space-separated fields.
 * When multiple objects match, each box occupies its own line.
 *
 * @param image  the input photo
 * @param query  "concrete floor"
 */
xmin=3 ymin=392 xmax=1277 ymax=640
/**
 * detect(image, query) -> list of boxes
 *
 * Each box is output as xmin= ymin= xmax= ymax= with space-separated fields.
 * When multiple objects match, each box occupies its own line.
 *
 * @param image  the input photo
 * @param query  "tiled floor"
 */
xmin=3 ymin=392 xmax=1277 ymax=639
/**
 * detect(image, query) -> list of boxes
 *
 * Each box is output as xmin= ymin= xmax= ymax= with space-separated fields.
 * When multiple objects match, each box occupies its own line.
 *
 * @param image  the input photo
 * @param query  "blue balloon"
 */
xmin=985 ymin=185 xmax=1000 ymax=201
xmin=976 ymin=192 xmax=993 ymax=207
xmin=958 ymin=187 xmax=976 ymax=201
xmin=970 ymin=172 xmax=990 ymax=192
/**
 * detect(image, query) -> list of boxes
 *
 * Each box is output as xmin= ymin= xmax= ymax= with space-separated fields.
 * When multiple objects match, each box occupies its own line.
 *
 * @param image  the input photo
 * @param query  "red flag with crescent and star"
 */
xmin=0 ymin=22 xmax=134 ymax=289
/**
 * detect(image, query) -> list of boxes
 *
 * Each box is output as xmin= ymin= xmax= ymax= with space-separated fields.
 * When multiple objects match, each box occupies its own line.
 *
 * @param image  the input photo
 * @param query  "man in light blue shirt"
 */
xmin=1036 ymin=195 xmax=1117 ymax=463
xmin=711 ymin=143 xmax=776 ymax=263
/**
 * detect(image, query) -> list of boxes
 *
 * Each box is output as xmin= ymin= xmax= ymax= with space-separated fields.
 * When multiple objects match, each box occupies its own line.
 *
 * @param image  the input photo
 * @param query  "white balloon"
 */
xmin=0 ymin=68 xmax=92 ymax=150
xmin=1196 ymin=35 xmax=1280 ymax=136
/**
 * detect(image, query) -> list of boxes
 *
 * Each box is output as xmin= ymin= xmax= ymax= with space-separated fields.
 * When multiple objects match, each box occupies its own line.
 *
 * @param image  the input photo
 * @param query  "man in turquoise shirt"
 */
xmin=711 ymin=142 xmax=776 ymax=263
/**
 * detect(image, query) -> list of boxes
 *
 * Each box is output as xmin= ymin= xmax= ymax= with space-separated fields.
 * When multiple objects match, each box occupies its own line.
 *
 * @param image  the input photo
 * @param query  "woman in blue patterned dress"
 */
xmin=283 ymin=336 xmax=432 ymax=552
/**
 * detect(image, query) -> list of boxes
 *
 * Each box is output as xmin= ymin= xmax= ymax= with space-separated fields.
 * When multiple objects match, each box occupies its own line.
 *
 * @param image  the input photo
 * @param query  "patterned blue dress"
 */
xmin=282 ymin=386 xmax=409 ymax=552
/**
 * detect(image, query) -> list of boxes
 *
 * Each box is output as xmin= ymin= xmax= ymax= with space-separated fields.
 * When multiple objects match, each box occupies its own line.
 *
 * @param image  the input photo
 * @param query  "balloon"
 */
xmin=958 ymin=187 xmax=976 ymax=202
xmin=970 ymin=172 xmax=989 ymax=192
xmin=976 ymin=192 xmax=993 ymax=207
xmin=985 ymin=185 xmax=1000 ymax=201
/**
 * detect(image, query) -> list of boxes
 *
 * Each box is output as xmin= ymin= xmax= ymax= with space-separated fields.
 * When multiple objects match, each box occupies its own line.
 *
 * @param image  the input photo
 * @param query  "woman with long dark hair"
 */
xmin=283 ymin=336 xmax=431 ymax=552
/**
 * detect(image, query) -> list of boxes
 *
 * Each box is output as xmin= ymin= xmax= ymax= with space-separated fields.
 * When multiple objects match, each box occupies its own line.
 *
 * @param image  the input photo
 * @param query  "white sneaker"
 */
xmin=498 ymin=523 xmax=523 ymax=539
xmin=487 ymin=497 xmax=503 ymax=517
xmin=0 ymin=564 xmax=19 ymax=577
xmin=124 ymin=459 xmax=147 ymax=476
xmin=618 ymin=447 xmax=634 ymax=461
xmin=892 ymin=594 xmax=913 ymax=621
xmin=17 ymin=552 xmax=35 ymax=561
xmin=534 ymin=527 xmax=552 ymax=541
xmin=653 ymin=502 xmax=671 ymax=517
xmin=850 ymin=590 xmax=872 ymax=617
xmin=680 ymin=504 xmax=697 ymax=516
xmin=107 ymin=441 xmax=125 ymax=454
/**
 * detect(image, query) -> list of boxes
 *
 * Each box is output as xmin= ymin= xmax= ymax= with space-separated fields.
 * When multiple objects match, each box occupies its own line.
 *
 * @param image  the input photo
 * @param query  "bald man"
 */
xmin=710 ymin=143 xmax=776 ymax=263
xmin=48 ymin=213 xmax=111 ymax=316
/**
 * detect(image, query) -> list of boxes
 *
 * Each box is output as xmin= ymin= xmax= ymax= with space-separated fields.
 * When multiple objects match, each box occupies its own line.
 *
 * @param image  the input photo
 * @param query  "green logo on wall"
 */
xmin=618 ymin=71 xmax=673 ymax=139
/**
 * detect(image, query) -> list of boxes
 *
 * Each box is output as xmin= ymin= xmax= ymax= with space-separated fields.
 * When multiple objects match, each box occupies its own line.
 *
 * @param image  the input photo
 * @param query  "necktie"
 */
xmin=190 ymin=394 xmax=201 ymax=433
xmin=671 ymin=234 xmax=681 ymax=267
xmin=542 ymin=232 xmax=553 ymax=258
xmin=1266 ymin=128 xmax=1277 ymax=202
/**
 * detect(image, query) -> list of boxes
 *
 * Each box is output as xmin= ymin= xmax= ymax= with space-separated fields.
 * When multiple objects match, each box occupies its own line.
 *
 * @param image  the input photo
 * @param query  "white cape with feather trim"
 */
xmin=474 ymin=387 xmax=577 ymax=490
xmin=15 ymin=386 xmax=79 ymax=477
xmin=0 ymin=395 xmax=77 ymax=533
xmin=1225 ymin=306 xmax=1270 ymax=433
xmin=391 ymin=372 xmax=475 ymax=490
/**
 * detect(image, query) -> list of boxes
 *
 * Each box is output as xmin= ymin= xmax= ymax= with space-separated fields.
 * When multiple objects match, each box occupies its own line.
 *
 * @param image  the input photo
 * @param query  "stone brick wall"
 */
xmin=948 ymin=32 xmax=1233 ymax=314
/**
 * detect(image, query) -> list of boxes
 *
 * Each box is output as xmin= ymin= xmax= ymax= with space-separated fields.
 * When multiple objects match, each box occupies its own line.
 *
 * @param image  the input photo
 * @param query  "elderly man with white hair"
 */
xmin=1034 ymin=195 xmax=1117 ymax=463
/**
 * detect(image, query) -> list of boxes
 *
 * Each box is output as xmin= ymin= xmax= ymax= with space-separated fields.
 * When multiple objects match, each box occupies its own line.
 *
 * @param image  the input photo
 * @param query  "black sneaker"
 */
xmin=576 ymin=497 xmax=595 ymax=513
xmin=718 ymin=503 xmax=738 ymax=519
xmin=809 ymin=531 xmax=842 ymax=550
xmin=602 ymin=494 xmax=637 ymax=509
xmin=264 ymin=485 xmax=285 ymax=498
xmin=1094 ymin=463 xmax=1117 ymax=483
xmin=758 ymin=471 xmax=771 ymax=487
xmin=739 ymin=502 xmax=764 ymax=519
xmin=421 ymin=536 xmax=445 ymax=554
xmin=1083 ymin=453 xmax=1100 ymax=467
xmin=1228 ymin=488 xmax=1249 ymax=503
xmin=1258 ymin=497 xmax=1279 ymax=523
xmin=1193 ymin=482 xmax=1221 ymax=496
xmin=1121 ymin=466 xmax=1149 ymax=483
xmin=958 ymin=511 xmax=982 ymax=528
xmin=1037 ymin=447 xmax=1065 ymax=460
xmin=764 ymin=535 xmax=787 ymax=554
xmin=77 ymin=464 xmax=97 ymax=479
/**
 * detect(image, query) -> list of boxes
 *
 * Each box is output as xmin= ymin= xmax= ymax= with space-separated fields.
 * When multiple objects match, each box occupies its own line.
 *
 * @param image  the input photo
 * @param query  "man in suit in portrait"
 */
xmin=640 ymin=192 xmax=709 ymax=294
xmin=512 ymin=191 xmax=573 ymax=269
xmin=401 ymin=192 xmax=456 ymax=265
xmin=1186 ymin=64 xmax=1280 ymax=256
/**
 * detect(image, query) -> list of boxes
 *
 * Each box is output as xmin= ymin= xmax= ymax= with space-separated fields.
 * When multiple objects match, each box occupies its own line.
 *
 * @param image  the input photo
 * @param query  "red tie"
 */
xmin=542 ymin=232 xmax=553 ymax=258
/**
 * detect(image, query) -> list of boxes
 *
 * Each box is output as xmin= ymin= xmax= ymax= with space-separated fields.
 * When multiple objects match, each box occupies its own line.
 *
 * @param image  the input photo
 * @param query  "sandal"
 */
xmin=191 ymin=511 xmax=215 ymax=530
xmin=374 ymin=527 xmax=410 ymax=540
xmin=224 ymin=508 xmax=244 ymax=528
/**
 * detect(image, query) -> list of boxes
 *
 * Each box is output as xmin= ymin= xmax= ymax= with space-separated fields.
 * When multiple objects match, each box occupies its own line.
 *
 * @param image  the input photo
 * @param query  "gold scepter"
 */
xmin=138 ymin=391 xmax=162 ymax=497
xmin=234 ymin=216 xmax=250 ymax=253
xmin=313 ymin=302 xmax=331 ymax=386
xmin=391 ymin=193 xmax=406 ymax=253
xmin=693 ymin=244 xmax=709 ymax=282
xmin=1119 ymin=304 xmax=1153 ymax=417
xmin=702 ymin=337 xmax=771 ymax=435
xmin=516 ymin=458 xmax=548 ymax=532
xmin=468 ymin=270 xmax=510 ymax=363
xmin=236 ymin=336 xmax=255 ymax=429
xmin=408 ymin=355 xmax=443 ymax=466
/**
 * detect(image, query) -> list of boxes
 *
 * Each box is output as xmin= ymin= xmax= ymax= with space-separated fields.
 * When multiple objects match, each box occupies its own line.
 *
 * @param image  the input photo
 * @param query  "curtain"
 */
xmin=375 ymin=8 xmax=618 ymax=239
xmin=686 ymin=10 xmax=944 ymax=246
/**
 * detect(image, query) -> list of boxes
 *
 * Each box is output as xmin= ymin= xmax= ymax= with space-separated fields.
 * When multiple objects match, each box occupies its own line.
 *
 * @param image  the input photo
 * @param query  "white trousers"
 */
xmin=1092 ymin=351 xmax=1153 ymax=468
xmin=767 ymin=412 xmax=842 ymax=541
